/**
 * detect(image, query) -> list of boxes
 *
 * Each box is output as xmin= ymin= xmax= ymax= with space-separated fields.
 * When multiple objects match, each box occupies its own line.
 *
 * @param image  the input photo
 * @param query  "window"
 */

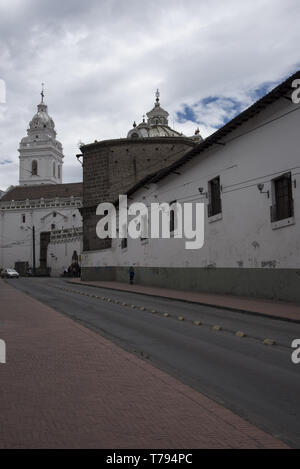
xmin=208 ymin=176 xmax=222 ymax=217
xmin=51 ymin=224 xmax=56 ymax=230
xmin=121 ymin=238 xmax=127 ymax=249
xmin=21 ymin=214 xmax=26 ymax=223
xmin=140 ymin=214 xmax=149 ymax=242
xmin=31 ymin=160 xmax=38 ymax=176
xmin=53 ymin=162 xmax=56 ymax=177
xmin=58 ymin=165 xmax=61 ymax=179
xmin=170 ymin=200 xmax=176 ymax=234
xmin=271 ymin=172 xmax=294 ymax=222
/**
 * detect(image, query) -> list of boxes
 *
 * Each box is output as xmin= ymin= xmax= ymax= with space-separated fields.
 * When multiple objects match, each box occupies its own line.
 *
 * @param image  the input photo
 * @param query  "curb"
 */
xmin=65 ymin=280 xmax=300 ymax=325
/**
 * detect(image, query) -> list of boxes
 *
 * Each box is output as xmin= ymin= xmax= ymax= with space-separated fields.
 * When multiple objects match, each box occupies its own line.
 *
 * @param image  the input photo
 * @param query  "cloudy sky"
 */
xmin=0 ymin=0 xmax=299 ymax=191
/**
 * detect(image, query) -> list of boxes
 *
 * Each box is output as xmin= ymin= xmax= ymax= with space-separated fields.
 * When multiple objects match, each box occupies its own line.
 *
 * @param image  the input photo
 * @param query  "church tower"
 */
xmin=19 ymin=85 xmax=64 ymax=186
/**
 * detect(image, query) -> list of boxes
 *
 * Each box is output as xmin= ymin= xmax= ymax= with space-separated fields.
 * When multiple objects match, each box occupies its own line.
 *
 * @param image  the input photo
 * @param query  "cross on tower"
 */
xmin=41 ymin=83 xmax=45 ymax=103
xmin=155 ymin=89 xmax=160 ymax=104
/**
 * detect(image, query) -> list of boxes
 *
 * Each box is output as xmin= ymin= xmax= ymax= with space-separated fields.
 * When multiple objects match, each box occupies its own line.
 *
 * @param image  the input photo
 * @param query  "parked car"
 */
xmin=1 ymin=268 xmax=20 ymax=279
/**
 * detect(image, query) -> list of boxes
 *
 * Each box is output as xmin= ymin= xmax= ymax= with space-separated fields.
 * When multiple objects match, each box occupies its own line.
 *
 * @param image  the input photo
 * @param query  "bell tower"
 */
xmin=19 ymin=85 xmax=64 ymax=186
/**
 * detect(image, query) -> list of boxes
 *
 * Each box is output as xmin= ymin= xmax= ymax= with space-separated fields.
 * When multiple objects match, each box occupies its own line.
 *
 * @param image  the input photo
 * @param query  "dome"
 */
xmin=146 ymin=90 xmax=169 ymax=126
xmin=29 ymin=102 xmax=55 ymax=133
xmin=148 ymin=125 xmax=182 ymax=137
xmin=128 ymin=121 xmax=183 ymax=139
xmin=127 ymin=90 xmax=203 ymax=141
xmin=19 ymin=87 xmax=62 ymax=152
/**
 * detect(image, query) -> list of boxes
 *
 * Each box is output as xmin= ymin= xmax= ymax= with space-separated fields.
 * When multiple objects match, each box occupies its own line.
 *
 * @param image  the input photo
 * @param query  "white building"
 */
xmin=0 ymin=91 xmax=82 ymax=276
xmin=82 ymin=71 xmax=300 ymax=303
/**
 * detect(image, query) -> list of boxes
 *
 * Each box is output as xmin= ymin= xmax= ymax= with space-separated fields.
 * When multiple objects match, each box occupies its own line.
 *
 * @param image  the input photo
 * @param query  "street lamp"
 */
xmin=257 ymin=183 xmax=270 ymax=198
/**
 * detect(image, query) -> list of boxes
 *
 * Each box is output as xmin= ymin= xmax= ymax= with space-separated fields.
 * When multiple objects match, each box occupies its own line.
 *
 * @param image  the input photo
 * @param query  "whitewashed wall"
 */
xmin=47 ymin=235 xmax=82 ymax=277
xmin=19 ymin=153 xmax=63 ymax=186
xmin=82 ymin=96 xmax=300 ymax=270
xmin=0 ymin=198 xmax=82 ymax=274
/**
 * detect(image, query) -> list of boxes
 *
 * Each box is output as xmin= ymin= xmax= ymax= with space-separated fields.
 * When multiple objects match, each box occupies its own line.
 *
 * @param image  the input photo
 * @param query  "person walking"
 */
xmin=129 ymin=266 xmax=135 ymax=285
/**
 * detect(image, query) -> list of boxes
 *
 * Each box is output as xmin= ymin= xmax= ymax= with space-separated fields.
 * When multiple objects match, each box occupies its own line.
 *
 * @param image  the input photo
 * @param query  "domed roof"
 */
xmin=19 ymin=86 xmax=63 ymax=152
xmin=29 ymin=102 xmax=55 ymax=133
xmin=146 ymin=90 xmax=169 ymax=126
xmin=128 ymin=109 xmax=184 ymax=139
xmin=127 ymin=90 xmax=203 ymax=141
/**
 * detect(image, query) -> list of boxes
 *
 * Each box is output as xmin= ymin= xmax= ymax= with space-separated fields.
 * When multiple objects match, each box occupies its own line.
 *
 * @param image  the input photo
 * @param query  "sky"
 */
xmin=0 ymin=0 xmax=300 ymax=191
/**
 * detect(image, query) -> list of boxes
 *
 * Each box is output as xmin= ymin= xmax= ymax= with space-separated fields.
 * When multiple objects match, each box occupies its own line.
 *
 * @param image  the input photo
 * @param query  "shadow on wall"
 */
xmin=81 ymin=266 xmax=300 ymax=303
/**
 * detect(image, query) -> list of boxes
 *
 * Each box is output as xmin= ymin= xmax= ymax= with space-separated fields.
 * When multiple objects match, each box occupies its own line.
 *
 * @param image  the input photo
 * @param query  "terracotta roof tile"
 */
xmin=1 ymin=183 xmax=82 ymax=202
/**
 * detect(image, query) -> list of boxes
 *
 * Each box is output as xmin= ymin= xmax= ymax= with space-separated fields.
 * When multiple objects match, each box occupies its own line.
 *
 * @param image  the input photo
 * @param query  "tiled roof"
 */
xmin=1 ymin=182 xmax=82 ymax=202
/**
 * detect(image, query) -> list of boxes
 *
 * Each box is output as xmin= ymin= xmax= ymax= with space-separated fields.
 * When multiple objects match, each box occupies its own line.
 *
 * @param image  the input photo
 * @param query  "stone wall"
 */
xmin=81 ymin=137 xmax=195 ymax=251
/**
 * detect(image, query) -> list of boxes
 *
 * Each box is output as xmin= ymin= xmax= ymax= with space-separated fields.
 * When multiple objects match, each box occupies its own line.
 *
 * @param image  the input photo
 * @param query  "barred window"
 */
xmin=271 ymin=172 xmax=293 ymax=222
xmin=32 ymin=160 xmax=38 ymax=176
xmin=170 ymin=200 xmax=176 ymax=234
xmin=141 ymin=213 xmax=148 ymax=242
xmin=208 ymin=176 xmax=222 ymax=217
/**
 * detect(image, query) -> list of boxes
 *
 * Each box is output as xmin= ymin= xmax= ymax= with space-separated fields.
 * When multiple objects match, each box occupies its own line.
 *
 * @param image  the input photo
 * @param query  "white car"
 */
xmin=1 ymin=268 xmax=20 ymax=279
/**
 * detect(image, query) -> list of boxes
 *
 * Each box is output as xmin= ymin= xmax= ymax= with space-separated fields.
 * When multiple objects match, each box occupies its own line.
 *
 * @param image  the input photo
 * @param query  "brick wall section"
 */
xmin=81 ymin=137 xmax=195 ymax=251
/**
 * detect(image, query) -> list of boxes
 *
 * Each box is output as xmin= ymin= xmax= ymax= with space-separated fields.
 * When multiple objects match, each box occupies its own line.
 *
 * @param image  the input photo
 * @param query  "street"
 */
xmin=7 ymin=277 xmax=300 ymax=448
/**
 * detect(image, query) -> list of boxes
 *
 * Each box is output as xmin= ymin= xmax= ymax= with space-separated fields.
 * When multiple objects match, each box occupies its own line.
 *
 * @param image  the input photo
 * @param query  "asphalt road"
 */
xmin=8 ymin=277 xmax=300 ymax=448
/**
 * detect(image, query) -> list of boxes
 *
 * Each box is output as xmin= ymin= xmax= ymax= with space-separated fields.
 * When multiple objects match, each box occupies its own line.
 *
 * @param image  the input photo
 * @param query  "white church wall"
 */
xmin=0 ymin=199 xmax=82 ymax=273
xmin=19 ymin=152 xmax=63 ymax=186
xmin=47 ymin=235 xmax=82 ymax=277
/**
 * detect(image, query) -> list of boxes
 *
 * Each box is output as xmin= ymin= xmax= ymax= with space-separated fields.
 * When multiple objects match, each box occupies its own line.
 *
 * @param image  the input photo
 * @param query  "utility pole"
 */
xmin=32 ymin=226 xmax=36 ymax=275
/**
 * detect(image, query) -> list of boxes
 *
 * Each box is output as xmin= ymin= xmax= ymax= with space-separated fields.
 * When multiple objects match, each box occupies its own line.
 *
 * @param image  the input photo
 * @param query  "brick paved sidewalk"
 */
xmin=0 ymin=280 xmax=288 ymax=449
xmin=70 ymin=279 xmax=300 ymax=323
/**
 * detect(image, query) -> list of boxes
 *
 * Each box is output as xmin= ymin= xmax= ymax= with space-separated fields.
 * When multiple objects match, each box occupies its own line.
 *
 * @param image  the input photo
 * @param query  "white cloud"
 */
xmin=0 ymin=0 xmax=300 ymax=190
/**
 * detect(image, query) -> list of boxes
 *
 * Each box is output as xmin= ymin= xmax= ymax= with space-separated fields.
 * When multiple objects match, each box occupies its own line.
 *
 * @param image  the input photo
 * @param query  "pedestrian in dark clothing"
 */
xmin=129 ymin=266 xmax=135 ymax=285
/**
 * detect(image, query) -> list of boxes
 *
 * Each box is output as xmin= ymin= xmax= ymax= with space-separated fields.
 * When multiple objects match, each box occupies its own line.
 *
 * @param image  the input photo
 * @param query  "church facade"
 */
xmin=0 ymin=92 xmax=83 ymax=276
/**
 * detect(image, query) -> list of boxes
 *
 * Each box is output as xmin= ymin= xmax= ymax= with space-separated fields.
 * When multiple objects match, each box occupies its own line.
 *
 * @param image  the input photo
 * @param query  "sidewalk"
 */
xmin=0 ymin=279 xmax=289 ymax=449
xmin=69 ymin=279 xmax=300 ymax=323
